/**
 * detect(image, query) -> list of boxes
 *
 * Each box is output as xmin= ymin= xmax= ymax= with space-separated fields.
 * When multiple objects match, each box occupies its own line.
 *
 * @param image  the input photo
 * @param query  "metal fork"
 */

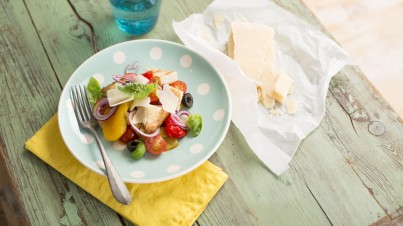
xmin=70 ymin=85 xmax=132 ymax=205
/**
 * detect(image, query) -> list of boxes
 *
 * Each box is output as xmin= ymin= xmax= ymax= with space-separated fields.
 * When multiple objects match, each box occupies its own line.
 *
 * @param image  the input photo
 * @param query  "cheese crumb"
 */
xmin=269 ymin=108 xmax=283 ymax=117
xmin=286 ymin=97 xmax=299 ymax=114
xmin=273 ymin=72 xmax=293 ymax=104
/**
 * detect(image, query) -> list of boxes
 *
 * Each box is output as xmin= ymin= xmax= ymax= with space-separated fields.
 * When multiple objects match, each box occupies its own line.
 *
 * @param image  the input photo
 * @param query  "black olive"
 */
xmin=182 ymin=93 xmax=193 ymax=108
xmin=127 ymin=140 xmax=141 ymax=152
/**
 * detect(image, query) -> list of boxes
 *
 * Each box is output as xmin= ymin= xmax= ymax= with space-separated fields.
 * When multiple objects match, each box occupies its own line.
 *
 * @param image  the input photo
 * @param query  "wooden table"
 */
xmin=1 ymin=0 xmax=402 ymax=225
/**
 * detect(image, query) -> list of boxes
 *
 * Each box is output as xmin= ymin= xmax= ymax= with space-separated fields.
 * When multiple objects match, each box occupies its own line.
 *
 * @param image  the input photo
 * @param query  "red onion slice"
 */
xmin=93 ymin=98 xmax=117 ymax=121
xmin=112 ymin=75 xmax=130 ymax=84
xmin=170 ymin=112 xmax=188 ymax=130
xmin=177 ymin=110 xmax=191 ymax=117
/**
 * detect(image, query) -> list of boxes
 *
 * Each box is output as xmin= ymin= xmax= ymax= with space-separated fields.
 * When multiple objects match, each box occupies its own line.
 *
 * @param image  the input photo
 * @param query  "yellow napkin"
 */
xmin=25 ymin=114 xmax=228 ymax=226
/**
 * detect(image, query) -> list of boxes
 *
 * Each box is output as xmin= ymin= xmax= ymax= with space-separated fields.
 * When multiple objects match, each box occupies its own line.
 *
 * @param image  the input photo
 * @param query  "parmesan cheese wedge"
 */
xmin=228 ymin=21 xmax=275 ymax=82
xmin=228 ymin=21 xmax=279 ymax=109
xmin=227 ymin=21 xmax=297 ymax=114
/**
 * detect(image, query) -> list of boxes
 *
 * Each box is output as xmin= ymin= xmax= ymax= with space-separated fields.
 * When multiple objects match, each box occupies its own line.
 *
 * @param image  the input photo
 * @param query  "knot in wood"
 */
xmin=368 ymin=121 xmax=385 ymax=136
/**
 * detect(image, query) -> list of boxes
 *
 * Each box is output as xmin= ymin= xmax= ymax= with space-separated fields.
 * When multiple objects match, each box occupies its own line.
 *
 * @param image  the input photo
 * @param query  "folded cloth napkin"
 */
xmin=25 ymin=114 xmax=228 ymax=226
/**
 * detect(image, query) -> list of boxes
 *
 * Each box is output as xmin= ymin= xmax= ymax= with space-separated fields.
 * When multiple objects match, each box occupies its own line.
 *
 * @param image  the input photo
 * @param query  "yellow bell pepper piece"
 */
xmin=102 ymin=102 xmax=130 ymax=141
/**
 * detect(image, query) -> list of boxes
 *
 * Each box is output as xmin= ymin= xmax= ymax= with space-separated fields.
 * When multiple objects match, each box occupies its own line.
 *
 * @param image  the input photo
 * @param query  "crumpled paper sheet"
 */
xmin=172 ymin=0 xmax=352 ymax=175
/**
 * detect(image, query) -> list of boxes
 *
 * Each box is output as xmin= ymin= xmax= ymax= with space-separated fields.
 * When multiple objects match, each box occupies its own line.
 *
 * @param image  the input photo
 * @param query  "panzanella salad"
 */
xmin=87 ymin=62 xmax=202 ymax=160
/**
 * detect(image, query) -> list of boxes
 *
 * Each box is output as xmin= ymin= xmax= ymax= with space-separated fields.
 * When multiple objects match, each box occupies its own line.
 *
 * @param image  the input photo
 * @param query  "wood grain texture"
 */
xmin=0 ymin=0 xmax=127 ymax=225
xmin=208 ymin=124 xmax=332 ymax=225
xmin=0 ymin=0 xmax=402 ymax=225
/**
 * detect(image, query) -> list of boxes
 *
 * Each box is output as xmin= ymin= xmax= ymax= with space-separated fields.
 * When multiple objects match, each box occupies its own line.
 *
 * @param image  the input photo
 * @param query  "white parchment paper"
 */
xmin=172 ymin=0 xmax=352 ymax=175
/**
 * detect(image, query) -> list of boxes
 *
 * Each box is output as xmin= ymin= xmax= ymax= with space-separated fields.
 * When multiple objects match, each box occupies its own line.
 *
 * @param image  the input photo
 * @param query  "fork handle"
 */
xmin=91 ymin=130 xmax=132 ymax=205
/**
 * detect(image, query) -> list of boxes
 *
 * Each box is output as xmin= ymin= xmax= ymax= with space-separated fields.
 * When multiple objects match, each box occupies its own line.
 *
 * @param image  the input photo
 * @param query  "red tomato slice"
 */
xmin=164 ymin=115 xmax=187 ymax=138
xmin=165 ymin=124 xmax=187 ymax=138
xmin=169 ymin=80 xmax=187 ymax=93
xmin=119 ymin=125 xmax=138 ymax=144
xmin=145 ymin=134 xmax=167 ymax=155
xmin=164 ymin=115 xmax=175 ymax=126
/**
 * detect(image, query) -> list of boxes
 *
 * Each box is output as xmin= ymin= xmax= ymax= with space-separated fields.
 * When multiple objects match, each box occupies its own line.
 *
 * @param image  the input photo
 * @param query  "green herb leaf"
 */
xmin=87 ymin=77 xmax=102 ymax=104
xmin=186 ymin=114 xmax=203 ymax=137
xmin=117 ymin=81 xmax=157 ymax=99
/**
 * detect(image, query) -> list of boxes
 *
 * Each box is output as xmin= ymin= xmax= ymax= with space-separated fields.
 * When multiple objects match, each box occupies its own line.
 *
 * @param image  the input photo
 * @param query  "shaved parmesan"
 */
xmin=169 ymin=86 xmax=184 ymax=110
xmin=157 ymin=84 xmax=179 ymax=113
xmin=131 ymin=74 xmax=149 ymax=84
xmin=107 ymin=89 xmax=134 ymax=106
xmin=129 ymin=96 xmax=151 ymax=111
xmin=153 ymin=70 xmax=178 ymax=85
xmin=129 ymin=107 xmax=146 ymax=124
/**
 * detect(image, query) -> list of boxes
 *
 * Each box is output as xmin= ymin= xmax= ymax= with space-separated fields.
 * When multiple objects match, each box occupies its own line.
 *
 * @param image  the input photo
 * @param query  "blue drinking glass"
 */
xmin=109 ymin=0 xmax=161 ymax=35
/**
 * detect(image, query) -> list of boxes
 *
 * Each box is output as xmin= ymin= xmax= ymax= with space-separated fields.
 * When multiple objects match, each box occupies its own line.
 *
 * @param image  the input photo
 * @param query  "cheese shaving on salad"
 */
xmin=158 ymin=84 xmax=179 ymax=113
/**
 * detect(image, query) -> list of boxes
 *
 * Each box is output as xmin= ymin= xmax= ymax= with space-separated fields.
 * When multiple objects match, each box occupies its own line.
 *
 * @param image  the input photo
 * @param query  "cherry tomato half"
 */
xmin=164 ymin=115 xmax=175 ymax=126
xmin=119 ymin=125 xmax=138 ymax=144
xmin=164 ymin=116 xmax=187 ymax=138
xmin=165 ymin=124 xmax=187 ymax=138
xmin=169 ymin=80 xmax=187 ymax=93
xmin=145 ymin=134 xmax=167 ymax=155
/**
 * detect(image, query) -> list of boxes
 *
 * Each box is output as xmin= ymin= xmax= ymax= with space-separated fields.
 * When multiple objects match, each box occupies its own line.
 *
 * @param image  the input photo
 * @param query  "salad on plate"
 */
xmin=86 ymin=61 xmax=203 ymax=160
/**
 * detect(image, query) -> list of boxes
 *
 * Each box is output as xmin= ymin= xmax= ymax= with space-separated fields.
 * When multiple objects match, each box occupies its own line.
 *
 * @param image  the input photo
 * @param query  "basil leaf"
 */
xmin=87 ymin=77 xmax=102 ymax=104
xmin=186 ymin=114 xmax=203 ymax=137
xmin=117 ymin=81 xmax=157 ymax=99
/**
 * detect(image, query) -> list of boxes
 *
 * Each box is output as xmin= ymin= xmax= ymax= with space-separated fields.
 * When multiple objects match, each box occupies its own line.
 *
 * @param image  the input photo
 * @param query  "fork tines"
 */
xmin=70 ymin=85 xmax=94 ymax=123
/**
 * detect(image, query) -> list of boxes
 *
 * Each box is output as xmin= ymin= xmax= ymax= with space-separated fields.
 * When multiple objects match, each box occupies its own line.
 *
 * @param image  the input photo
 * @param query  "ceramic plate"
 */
xmin=58 ymin=40 xmax=231 ymax=183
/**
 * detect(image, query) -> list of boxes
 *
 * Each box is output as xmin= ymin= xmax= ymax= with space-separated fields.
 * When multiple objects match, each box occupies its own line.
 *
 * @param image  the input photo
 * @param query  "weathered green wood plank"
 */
xmin=1 ymin=0 xmax=402 ymax=225
xmin=1 ymin=0 xmax=65 ymax=224
xmin=69 ymin=0 xmax=212 ymax=50
xmin=293 ymin=112 xmax=386 ymax=225
xmin=22 ymin=0 xmax=95 ymax=86
xmin=196 ymin=153 xmax=260 ymax=225
xmin=272 ymin=0 xmax=403 ymax=224
xmin=213 ymin=124 xmax=332 ymax=225
xmin=291 ymin=67 xmax=403 ymax=224
xmin=328 ymin=67 xmax=402 ymax=218
xmin=0 ymin=0 xmax=125 ymax=225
